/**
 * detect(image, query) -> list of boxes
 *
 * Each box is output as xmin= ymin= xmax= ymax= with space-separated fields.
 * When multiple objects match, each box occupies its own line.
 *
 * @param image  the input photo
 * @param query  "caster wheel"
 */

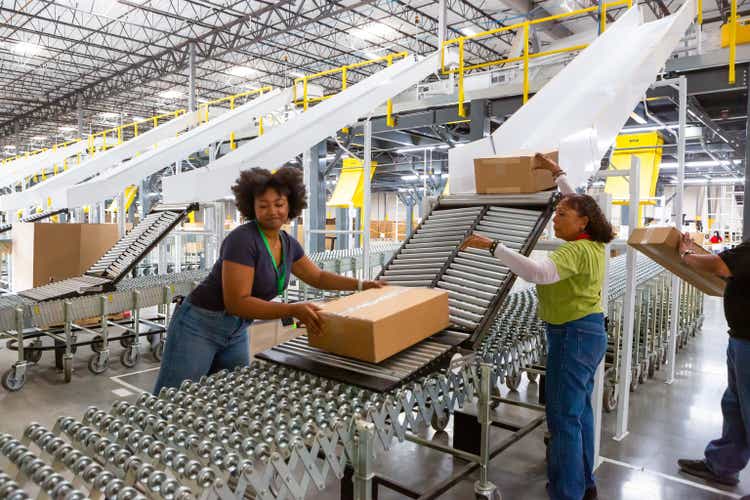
xmin=63 ymin=357 xmax=73 ymax=383
xmin=603 ymin=385 xmax=618 ymax=413
xmin=88 ymin=354 xmax=108 ymax=375
xmin=506 ymin=373 xmax=522 ymax=392
xmin=119 ymin=336 xmax=135 ymax=349
xmin=91 ymin=335 xmax=105 ymax=353
xmin=152 ymin=341 xmax=164 ymax=362
xmin=146 ymin=333 xmax=156 ymax=345
xmin=526 ymin=372 xmax=538 ymax=384
xmin=431 ymin=411 xmax=449 ymax=432
xmin=1 ymin=368 xmax=25 ymax=392
xmin=23 ymin=340 xmax=43 ymax=363
xmin=120 ymin=347 xmax=139 ymax=368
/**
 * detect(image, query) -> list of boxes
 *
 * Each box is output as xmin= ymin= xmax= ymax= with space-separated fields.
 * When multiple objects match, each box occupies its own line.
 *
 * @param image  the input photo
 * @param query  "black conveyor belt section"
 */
xmin=260 ymin=193 xmax=557 ymax=392
xmin=18 ymin=203 xmax=198 ymax=302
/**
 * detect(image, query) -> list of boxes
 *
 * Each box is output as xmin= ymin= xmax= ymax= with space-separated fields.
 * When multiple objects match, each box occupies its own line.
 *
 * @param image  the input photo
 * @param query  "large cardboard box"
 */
xmin=628 ymin=226 xmax=726 ymax=297
xmin=473 ymin=152 xmax=558 ymax=194
xmin=249 ymin=319 xmax=304 ymax=358
xmin=12 ymin=223 xmax=119 ymax=291
xmin=309 ymin=286 xmax=450 ymax=363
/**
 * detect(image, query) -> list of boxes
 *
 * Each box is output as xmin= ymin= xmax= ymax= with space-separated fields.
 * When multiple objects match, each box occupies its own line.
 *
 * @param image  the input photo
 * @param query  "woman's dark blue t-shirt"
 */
xmin=189 ymin=221 xmax=305 ymax=311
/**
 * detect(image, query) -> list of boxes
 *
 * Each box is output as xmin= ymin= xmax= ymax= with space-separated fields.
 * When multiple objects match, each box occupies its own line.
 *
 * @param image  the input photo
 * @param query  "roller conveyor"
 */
xmin=0 ymin=208 xmax=69 ymax=234
xmin=259 ymin=193 xmax=556 ymax=392
xmin=16 ymin=203 xmax=197 ymax=302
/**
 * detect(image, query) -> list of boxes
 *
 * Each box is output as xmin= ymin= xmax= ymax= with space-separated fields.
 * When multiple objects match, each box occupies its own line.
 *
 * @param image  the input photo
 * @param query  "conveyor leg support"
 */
xmin=352 ymin=419 xmax=375 ymax=500
xmin=475 ymin=363 xmax=500 ymax=500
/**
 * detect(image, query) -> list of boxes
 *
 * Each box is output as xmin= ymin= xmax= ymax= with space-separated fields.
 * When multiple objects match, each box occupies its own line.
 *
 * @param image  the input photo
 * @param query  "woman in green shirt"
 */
xmin=462 ymin=154 xmax=615 ymax=500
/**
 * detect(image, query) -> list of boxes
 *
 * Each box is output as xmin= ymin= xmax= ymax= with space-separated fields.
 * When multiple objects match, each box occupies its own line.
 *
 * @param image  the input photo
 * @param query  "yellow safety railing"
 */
xmin=86 ymin=109 xmax=186 ymax=155
xmin=198 ymin=86 xmax=272 ymax=150
xmin=293 ymin=52 xmax=409 ymax=127
xmin=442 ymin=0 xmax=632 ymax=115
xmin=1 ymin=138 xmax=82 ymax=168
xmin=729 ymin=0 xmax=738 ymax=84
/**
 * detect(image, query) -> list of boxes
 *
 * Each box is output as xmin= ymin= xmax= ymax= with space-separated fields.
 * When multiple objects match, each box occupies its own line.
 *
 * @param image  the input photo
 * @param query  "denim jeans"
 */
xmin=545 ymin=313 xmax=607 ymax=500
xmin=704 ymin=336 xmax=750 ymax=479
xmin=152 ymin=298 xmax=251 ymax=395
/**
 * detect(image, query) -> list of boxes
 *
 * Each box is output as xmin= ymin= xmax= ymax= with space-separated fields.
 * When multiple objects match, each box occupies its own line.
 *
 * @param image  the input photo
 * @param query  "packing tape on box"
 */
xmin=326 ymin=288 xmax=411 ymax=319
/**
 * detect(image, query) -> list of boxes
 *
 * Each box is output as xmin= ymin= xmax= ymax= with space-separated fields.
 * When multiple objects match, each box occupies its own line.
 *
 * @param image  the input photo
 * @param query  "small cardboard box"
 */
xmin=309 ymin=286 xmax=450 ymax=363
xmin=473 ymin=152 xmax=558 ymax=194
xmin=628 ymin=226 xmax=726 ymax=297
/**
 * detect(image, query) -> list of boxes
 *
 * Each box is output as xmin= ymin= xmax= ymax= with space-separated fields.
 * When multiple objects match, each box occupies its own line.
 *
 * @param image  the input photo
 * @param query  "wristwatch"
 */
xmin=488 ymin=239 xmax=500 ymax=255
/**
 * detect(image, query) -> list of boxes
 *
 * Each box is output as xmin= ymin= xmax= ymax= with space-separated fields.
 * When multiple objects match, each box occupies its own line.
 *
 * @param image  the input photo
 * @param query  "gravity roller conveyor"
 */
xmin=0 ymin=208 xmax=70 ymax=234
xmin=260 ymin=192 xmax=557 ymax=392
xmin=17 ymin=203 xmax=198 ymax=302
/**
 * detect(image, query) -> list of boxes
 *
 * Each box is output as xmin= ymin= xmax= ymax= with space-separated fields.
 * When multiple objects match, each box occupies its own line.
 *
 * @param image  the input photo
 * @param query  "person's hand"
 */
xmin=291 ymin=302 xmax=323 ymax=336
xmin=533 ymin=153 xmax=563 ymax=176
xmin=362 ymin=280 xmax=385 ymax=290
xmin=679 ymin=232 xmax=693 ymax=255
xmin=460 ymin=233 xmax=493 ymax=251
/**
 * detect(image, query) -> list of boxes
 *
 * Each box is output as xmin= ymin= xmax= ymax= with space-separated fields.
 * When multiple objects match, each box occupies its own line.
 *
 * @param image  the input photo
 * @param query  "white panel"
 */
xmin=162 ymin=53 xmax=441 ymax=204
xmin=65 ymin=89 xmax=291 ymax=208
xmin=0 ymin=110 xmax=201 ymax=211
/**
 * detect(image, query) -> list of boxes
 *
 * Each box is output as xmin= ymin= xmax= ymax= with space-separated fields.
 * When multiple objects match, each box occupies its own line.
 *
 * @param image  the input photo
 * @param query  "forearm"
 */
xmin=556 ymin=174 xmax=575 ymax=195
xmin=493 ymin=244 xmax=561 ymax=284
xmin=226 ymin=296 xmax=295 ymax=320
xmin=316 ymin=271 xmax=359 ymax=291
xmin=682 ymin=254 xmax=726 ymax=277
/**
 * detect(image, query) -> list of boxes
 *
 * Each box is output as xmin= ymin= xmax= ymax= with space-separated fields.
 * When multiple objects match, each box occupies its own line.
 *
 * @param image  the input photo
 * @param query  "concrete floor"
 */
xmin=0 ymin=296 xmax=746 ymax=499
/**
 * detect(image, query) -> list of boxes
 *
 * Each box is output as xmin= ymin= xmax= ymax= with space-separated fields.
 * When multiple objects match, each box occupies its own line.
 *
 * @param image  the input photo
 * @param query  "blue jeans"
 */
xmin=704 ymin=337 xmax=750 ymax=479
xmin=152 ymin=298 xmax=251 ymax=395
xmin=545 ymin=313 xmax=607 ymax=500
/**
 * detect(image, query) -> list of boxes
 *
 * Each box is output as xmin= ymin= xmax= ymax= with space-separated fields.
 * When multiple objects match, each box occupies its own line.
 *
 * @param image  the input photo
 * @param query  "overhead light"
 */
xmin=31 ymin=135 xmax=47 ymax=141
xmin=460 ymin=27 xmax=479 ymax=36
xmin=197 ymin=98 xmax=209 ymax=104
xmin=4 ymin=145 xmax=16 ymax=150
xmin=401 ymin=173 xmax=450 ymax=181
xmin=660 ymin=159 xmax=742 ymax=169
xmin=228 ymin=65 xmax=258 ymax=78
xmin=350 ymin=23 xmax=397 ymax=41
xmin=59 ymin=126 xmax=77 ymax=132
xmin=629 ymin=112 xmax=647 ymax=125
xmin=131 ymin=116 xmax=145 ymax=122
xmin=98 ymin=111 xmax=119 ymax=119
xmin=362 ymin=51 xmax=383 ymax=60
xmin=289 ymin=70 xmax=306 ymax=78
xmin=12 ymin=41 xmax=43 ymax=56
xmin=159 ymin=90 xmax=183 ymax=99
xmin=396 ymin=145 xmax=450 ymax=153
xmin=676 ymin=177 xmax=746 ymax=185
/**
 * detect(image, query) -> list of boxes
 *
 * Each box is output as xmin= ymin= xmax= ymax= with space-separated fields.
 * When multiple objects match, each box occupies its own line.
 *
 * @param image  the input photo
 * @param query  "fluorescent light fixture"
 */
xmin=362 ymin=51 xmax=383 ymax=60
xmin=350 ymin=23 xmax=397 ymax=41
xmin=228 ymin=65 xmax=258 ymax=78
xmin=460 ymin=27 xmax=479 ymax=36
xmin=131 ymin=116 xmax=145 ymax=122
xmin=683 ymin=177 xmax=745 ymax=185
xmin=31 ymin=135 xmax=46 ymax=141
xmin=401 ymin=173 xmax=450 ymax=181
xmin=3 ymin=145 xmax=16 ymax=150
xmin=628 ymin=112 xmax=647 ymax=125
xmin=59 ymin=126 xmax=77 ymax=132
xmin=159 ymin=90 xmax=183 ymax=99
xmin=12 ymin=41 xmax=43 ymax=56
xmin=98 ymin=111 xmax=119 ymax=120
xmin=289 ymin=70 xmax=306 ymax=78
xmin=396 ymin=144 xmax=450 ymax=153
xmin=660 ymin=159 xmax=742 ymax=169
xmin=197 ymin=98 xmax=209 ymax=104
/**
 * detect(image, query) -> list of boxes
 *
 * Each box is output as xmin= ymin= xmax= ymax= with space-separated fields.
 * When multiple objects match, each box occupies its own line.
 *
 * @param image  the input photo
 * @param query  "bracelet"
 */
xmin=488 ymin=240 xmax=500 ymax=255
xmin=357 ymin=279 xmax=364 ymax=291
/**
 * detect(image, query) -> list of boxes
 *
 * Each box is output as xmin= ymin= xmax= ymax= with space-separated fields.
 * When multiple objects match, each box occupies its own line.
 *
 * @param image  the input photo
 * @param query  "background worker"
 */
xmin=461 ymin=154 xmax=615 ymax=500
xmin=677 ymin=235 xmax=750 ymax=487
xmin=153 ymin=166 xmax=382 ymax=394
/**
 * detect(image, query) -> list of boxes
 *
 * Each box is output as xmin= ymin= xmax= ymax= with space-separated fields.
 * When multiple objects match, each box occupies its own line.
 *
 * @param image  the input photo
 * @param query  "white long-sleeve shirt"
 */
xmin=490 ymin=174 xmax=575 ymax=285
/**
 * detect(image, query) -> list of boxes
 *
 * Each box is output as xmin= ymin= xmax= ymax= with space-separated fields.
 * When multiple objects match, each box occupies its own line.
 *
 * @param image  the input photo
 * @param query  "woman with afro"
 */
xmin=153 ymin=167 xmax=382 ymax=393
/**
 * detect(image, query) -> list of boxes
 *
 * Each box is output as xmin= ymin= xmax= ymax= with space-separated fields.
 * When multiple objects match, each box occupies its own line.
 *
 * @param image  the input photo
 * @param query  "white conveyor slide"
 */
xmin=65 ymin=89 xmax=291 ymax=209
xmin=0 ymin=138 xmax=104 ymax=189
xmin=448 ymin=0 xmax=697 ymax=192
xmin=0 ymin=110 xmax=201 ymax=212
xmin=162 ymin=52 xmax=441 ymax=204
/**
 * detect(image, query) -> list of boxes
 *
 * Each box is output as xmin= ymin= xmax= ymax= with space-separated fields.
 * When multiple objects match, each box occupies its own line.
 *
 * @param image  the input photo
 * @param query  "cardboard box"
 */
xmin=628 ymin=226 xmax=726 ymax=297
xmin=12 ymin=223 xmax=119 ymax=291
xmin=473 ymin=152 xmax=558 ymax=194
xmin=309 ymin=286 xmax=450 ymax=363
xmin=249 ymin=319 xmax=304 ymax=358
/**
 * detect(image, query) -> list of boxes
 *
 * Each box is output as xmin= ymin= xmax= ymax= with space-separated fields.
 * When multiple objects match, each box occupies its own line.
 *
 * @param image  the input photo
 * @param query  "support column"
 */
xmin=437 ymin=0 xmax=447 ymax=46
xmin=363 ymin=120 xmax=372 ymax=280
xmin=744 ymin=66 xmax=750 ymax=241
xmin=188 ymin=42 xmax=197 ymax=112
xmin=77 ymin=96 xmax=85 ymax=137
xmin=614 ymin=157 xmax=641 ymax=442
xmin=117 ymin=193 xmax=126 ymax=237
xmin=335 ymin=207 xmax=349 ymax=250
xmin=406 ymin=202 xmax=414 ymax=238
xmin=469 ymin=99 xmax=490 ymax=141
xmin=666 ymin=76 xmax=687 ymax=384
xmin=303 ymin=142 xmax=326 ymax=253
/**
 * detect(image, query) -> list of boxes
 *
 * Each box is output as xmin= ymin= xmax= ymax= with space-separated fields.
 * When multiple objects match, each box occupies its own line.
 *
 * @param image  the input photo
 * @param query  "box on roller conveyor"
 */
xmin=309 ymin=286 xmax=450 ymax=363
xmin=473 ymin=151 xmax=558 ymax=194
xmin=628 ymin=226 xmax=726 ymax=297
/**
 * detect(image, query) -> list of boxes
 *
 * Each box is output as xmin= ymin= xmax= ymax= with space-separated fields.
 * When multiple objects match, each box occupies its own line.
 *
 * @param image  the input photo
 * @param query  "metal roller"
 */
xmin=444 ymin=269 xmax=502 ymax=288
xmin=440 ymin=275 xmax=498 ymax=295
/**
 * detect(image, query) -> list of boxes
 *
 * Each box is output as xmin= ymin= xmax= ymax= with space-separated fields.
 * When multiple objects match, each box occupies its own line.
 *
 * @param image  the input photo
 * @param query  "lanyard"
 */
xmin=258 ymin=228 xmax=285 ymax=296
